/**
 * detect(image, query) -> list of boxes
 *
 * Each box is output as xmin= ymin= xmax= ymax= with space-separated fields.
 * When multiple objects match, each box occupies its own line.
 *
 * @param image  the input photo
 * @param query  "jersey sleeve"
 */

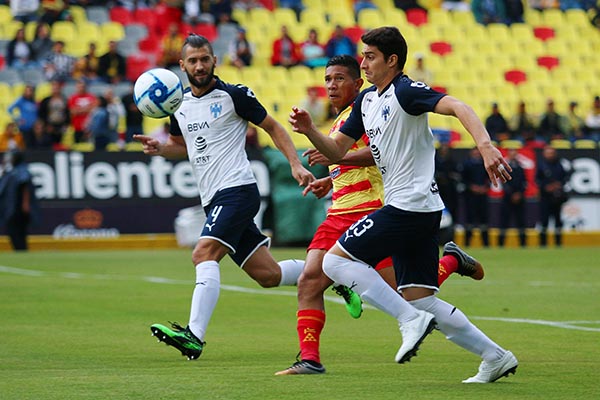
xmin=169 ymin=114 xmax=183 ymax=136
xmin=228 ymin=84 xmax=268 ymax=125
xmin=339 ymin=90 xmax=368 ymax=141
xmin=396 ymin=78 xmax=446 ymax=116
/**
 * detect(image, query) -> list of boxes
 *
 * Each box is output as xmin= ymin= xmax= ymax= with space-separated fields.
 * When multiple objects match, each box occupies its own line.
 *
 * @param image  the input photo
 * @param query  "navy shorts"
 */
xmin=336 ymin=205 xmax=442 ymax=291
xmin=202 ymin=183 xmax=270 ymax=267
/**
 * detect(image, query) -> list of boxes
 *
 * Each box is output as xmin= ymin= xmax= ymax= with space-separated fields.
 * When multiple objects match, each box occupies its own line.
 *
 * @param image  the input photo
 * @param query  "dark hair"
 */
xmin=326 ymin=55 xmax=361 ymax=79
xmin=361 ymin=26 xmax=407 ymax=71
xmin=182 ymin=34 xmax=214 ymax=58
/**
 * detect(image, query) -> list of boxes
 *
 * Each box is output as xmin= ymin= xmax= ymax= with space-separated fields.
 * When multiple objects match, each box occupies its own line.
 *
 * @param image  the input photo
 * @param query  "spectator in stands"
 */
xmin=353 ymin=0 xmax=377 ymax=21
xmin=485 ymin=102 xmax=510 ymax=143
xmin=0 ymin=122 xmax=26 ymax=152
xmin=442 ymin=0 xmax=471 ymax=12
xmin=279 ymin=0 xmax=305 ymax=21
xmin=407 ymin=52 xmax=433 ymax=85
xmin=460 ymin=147 xmax=490 ymax=247
xmin=185 ymin=0 xmax=211 ymax=24
xmin=325 ymin=25 xmax=357 ymax=59
xmin=300 ymin=28 xmax=328 ymax=69
xmin=270 ymin=25 xmax=302 ymax=68
xmin=39 ymin=0 xmax=73 ymax=26
xmin=10 ymin=0 xmax=40 ymax=24
xmin=538 ymin=98 xmax=567 ymax=142
xmin=68 ymin=80 xmax=97 ymax=143
xmin=300 ymin=86 xmax=328 ymax=128
xmin=43 ymin=40 xmax=76 ymax=82
xmin=104 ymin=87 xmax=126 ymax=144
xmin=565 ymin=101 xmax=585 ymax=142
xmin=528 ymin=0 xmax=560 ymax=11
xmin=30 ymin=119 xmax=53 ymax=150
xmin=471 ymin=0 xmax=507 ymax=25
xmin=85 ymin=96 xmax=118 ymax=151
xmin=504 ymin=0 xmax=525 ymax=24
xmin=31 ymin=23 xmax=54 ymax=66
xmin=498 ymin=148 xmax=527 ymax=247
xmin=229 ymin=27 xmax=253 ymax=68
xmin=536 ymin=145 xmax=568 ymax=247
xmin=98 ymin=40 xmax=127 ymax=84
xmin=508 ymin=101 xmax=536 ymax=143
xmin=6 ymin=27 xmax=37 ymax=69
xmin=72 ymin=42 xmax=100 ymax=82
xmin=38 ymin=80 xmax=70 ymax=147
xmin=7 ymin=85 xmax=38 ymax=149
xmin=393 ymin=0 xmax=427 ymax=12
xmin=232 ymin=0 xmax=264 ymax=11
xmin=584 ymin=95 xmax=600 ymax=141
xmin=159 ymin=22 xmax=186 ymax=69
xmin=209 ymin=0 xmax=235 ymax=26
xmin=121 ymin=84 xmax=144 ymax=143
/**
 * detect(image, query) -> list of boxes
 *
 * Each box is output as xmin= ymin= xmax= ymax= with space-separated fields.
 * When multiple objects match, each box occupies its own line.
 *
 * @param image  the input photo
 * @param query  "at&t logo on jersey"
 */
xmin=210 ymin=102 xmax=222 ymax=118
xmin=194 ymin=136 xmax=207 ymax=152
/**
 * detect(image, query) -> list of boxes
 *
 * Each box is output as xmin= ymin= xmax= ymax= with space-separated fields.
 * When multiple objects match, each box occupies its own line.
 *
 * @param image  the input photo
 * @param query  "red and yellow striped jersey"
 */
xmin=328 ymin=104 xmax=384 ymax=216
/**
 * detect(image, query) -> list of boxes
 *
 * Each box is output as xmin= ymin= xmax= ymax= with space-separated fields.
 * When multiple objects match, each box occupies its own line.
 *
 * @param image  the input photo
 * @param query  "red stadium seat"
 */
xmin=0 ymin=55 xmax=5 ymax=70
xmin=110 ymin=7 xmax=133 ymax=25
xmin=406 ymin=9 xmax=428 ymax=26
xmin=504 ymin=69 xmax=527 ymax=85
xmin=533 ymin=26 xmax=555 ymax=41
xmin=537 ymin=56 xmax=559 ymax=70
xmin=430 ymin=41 xmax=452 ymax=56
xmin=133 ymin=8 xmax=160 ymax=37
xmin=126 ymin=55 xmax=152 ymax=82
xmin=344 ymin=26 xmax=365 ymax=44
xmin=181 ymin=23 xmax=218 ymax=42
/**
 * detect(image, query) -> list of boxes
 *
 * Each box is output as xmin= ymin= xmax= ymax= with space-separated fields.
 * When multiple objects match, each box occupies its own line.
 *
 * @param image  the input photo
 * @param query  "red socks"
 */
xmin=438 ymin=254 xmax=459 ymax=286
xmin=297 ymin=309 xmax=326 ymax=363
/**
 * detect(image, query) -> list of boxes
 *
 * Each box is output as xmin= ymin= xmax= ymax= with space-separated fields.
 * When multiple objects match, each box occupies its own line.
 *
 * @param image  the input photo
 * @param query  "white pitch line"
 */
xmin=2 ymin=265 xmax=599 ymax=332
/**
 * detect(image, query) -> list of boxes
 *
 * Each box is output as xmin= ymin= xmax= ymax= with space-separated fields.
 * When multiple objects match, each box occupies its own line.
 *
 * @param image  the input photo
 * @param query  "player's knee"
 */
xmin=191 ymin=240 xmax=227 ymax=265
xmin=254 ymin=270 xmax=280 ymax=288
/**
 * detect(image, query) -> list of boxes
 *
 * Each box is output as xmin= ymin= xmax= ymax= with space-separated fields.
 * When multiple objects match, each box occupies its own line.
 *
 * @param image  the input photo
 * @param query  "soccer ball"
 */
xmin=133 ymin=68 xmax=184 ymax=118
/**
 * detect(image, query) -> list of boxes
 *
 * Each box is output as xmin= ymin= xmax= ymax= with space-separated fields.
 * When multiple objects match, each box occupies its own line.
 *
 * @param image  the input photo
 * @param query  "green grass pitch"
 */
xmin=1 ymin=247 xmax=599 ymax=399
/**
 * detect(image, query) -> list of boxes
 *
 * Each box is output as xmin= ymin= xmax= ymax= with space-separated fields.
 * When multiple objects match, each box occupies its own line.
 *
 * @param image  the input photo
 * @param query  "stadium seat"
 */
xmin=429 ymin=41 xmax=452 ymax=57
xmin=0 ymin=68 xmax=22 ymax=85
xmin=550 ymin=139 xmax=572 ymax=149
xmin=126 ymin=55 xmax=152 ymax=82
xmin=533 ymin=27 xmax=555 ymax=42
xmin=101 ymin=22 xmax=126 ymax=42
xmin=383 ymin=8 xmax=407 ymax=27
xmin=86 ymin=6 xmax=110 ymax=24
xmin=406 ymin=8 xmax=428 ymax=27
xmin=70 ymin=142 xmax=95 ymax=152
xmin=110 ymin=7 xmax=133 ymax=25
xmin=504 ymin=69 xmax=527 ymax=85
xmin=537 ymin=56 xmax=560 ymax=71
xmin=344 ymin=26 xmax=365 ymax=44
xmin=500 ymin=140 xmax=523 ymax=149
xmin=357 ymin=9 xmax=384 ymax=29
xmin=573 ymin=140 xmax=597 ymax=149
xmin=50 ymin=21 xmax=77 ymax=42
xmin=125 ymin=24 xmax=149 ymax=42
xmin=273 ymin=8 xmax=297 ymax=28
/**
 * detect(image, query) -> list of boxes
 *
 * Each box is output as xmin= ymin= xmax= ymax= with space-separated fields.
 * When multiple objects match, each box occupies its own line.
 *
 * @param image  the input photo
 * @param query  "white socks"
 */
xmin=409 ymin=295 xmax=506 ymax=361
xmin=278 ymin=259 xmax=305 ymax=286
xmin=323 ymin=253 xmax=418 ymax=323
xmin=188 ymin=261 xmax=220 ymax=341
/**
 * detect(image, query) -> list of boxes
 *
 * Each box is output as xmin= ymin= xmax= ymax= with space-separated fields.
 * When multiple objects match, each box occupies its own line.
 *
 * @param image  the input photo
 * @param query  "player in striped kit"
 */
xmin=276 ymin=55 xmax=484 ymax=376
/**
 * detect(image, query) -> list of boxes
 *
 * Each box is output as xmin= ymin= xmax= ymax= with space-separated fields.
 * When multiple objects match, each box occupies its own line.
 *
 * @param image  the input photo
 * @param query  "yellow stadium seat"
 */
xmin=523 ymin=8 xmax=542 ymax=25
xmin=50 ymin=21 xmax=77 ymax=43
xmin=500 ymin=140 xmax=523 ymax=149
xmin=510 ymin=23 xmax=535 ymax=44
xmin=106 ymin=143 xmax=122 ymax=152
xmin=232 ymin=8 xmax=248 ymax=26
xmin=70 ymin=142 xmax=95 ymax=152
xmin=357 ymin=8 xmax=384 ymax=29
xmin=1 ymin=20 xmax=24 ymax=40
xmin=383 ymin=7 xmax=407 ymax=26
xmin=125 ymin=142 xmax=144 ymax=152
xmin=273 ymin=8 xmax=297 ymax=28
xmin=69 ymin=5 xmax=88 ymax=25
xmin=450 ymin=10 xmax=476 ymax=26
xmin=573 ymin=140 xmax=597 ymax=149
xmin=550 ymin=139 xmax=571 ymax=149
xmin=101 ymin=21 xmax=125 ymax=42
xmin=427 ymin=8 xmax=451 ymax=26
xmin=249 ymin=7 xmax=272 ymax=27
xmin=327 ymin=8 xmax=355 ymax=27
xmin=543 ymin=8 xmax=566 ymax=28
xmin=299 ymin=9 xmax=328 ymax=29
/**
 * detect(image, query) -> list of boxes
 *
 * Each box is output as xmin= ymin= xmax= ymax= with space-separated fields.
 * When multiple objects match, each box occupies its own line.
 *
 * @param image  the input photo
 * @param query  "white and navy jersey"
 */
xmin=340 ymin=74 xmax=446 ymax=212
xmin=170 ymin=77 xmax=267 ymax=206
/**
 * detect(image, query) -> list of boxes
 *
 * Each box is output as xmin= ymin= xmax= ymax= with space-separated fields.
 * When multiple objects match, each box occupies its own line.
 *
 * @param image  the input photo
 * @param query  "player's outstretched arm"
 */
xmin=258 ymin=114 xmax=315 ymax=187
xmin=303 ymin=146 xmax=375 ymax=167
xmin=133 ymin=134 xmax=187 ymax=159
xmin=434 ymin=96 xmax=512 ymax=187
xmin=290 ymin=107 xmax=354 ymax=163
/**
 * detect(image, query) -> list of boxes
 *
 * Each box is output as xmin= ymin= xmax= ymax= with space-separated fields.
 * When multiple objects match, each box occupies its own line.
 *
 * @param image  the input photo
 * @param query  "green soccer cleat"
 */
xmin=332 ymin=285 xmax=363 ymax=319
xmin=150 ymin=322 xmax=205 ymax=360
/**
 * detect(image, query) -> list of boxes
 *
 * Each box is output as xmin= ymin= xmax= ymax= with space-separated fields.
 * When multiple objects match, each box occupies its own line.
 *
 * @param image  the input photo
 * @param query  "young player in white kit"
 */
xmin=289 ymin=26 xmax=518 ymax=383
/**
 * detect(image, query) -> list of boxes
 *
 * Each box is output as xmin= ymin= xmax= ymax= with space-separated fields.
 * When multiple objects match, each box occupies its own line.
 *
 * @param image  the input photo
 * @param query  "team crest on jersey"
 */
xmin=330 ymin=166 xmax=341 ymax=179
xmin=209 ymin=102 xmax=222 ymax=119
xmin=381 ymin=105 xmax=390 ymax=122
xmin=194 ymin=136 xmax=208 ymax=152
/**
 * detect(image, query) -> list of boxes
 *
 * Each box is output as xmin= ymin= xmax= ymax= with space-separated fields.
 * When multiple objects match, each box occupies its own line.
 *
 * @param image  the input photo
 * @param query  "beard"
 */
xmin=186 ymin=64 xmax=215 ymax=89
